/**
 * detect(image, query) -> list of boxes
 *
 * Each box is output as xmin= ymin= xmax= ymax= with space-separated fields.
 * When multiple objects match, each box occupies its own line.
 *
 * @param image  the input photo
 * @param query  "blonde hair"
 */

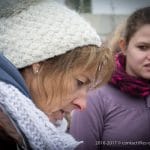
xmin=28 ymin=45 xmax=114 ymax=112
xmin=106 ymin=21 xmax=126 ymax=53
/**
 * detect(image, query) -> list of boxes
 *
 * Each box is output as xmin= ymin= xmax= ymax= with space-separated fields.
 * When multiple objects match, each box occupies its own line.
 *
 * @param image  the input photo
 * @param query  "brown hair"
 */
xmin=125 ymin=7 xmax=150 ymax=45
xmin=106 ymin=7 xmax=150 ymax=53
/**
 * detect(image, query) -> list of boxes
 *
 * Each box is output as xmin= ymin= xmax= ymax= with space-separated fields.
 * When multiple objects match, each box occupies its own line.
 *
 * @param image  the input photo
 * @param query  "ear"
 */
xmin=119 ymin=39 xmax=127 ymax=55
xmin=32 ymin=63 xmax=41 ymax=74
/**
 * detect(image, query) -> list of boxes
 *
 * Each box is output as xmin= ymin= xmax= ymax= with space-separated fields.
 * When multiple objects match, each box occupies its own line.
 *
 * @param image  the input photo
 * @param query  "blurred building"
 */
xmin=63 ymin=0 xmax=150 ymax=40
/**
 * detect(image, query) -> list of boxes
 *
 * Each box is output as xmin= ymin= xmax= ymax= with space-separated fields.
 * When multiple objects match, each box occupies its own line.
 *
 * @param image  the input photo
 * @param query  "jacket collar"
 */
xmin=0 ymin=53 xmax=31 ymax=98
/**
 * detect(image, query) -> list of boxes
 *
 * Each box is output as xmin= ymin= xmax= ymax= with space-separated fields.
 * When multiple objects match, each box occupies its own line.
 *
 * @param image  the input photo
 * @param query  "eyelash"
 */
xmin=77 ymin=80 xmax=84 ymax=86
xmin=77 ymin=79 xmax=91 ymax=88
xmin=137 ymin=45 xmax=149 ymax=51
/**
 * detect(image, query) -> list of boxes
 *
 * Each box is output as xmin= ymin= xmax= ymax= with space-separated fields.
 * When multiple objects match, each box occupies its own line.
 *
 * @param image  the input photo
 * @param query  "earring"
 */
xmin=35 ymin=69 xmax=39 ymax=73
xmin=34 ymin=69 xmax=39 ymax=74
xmin=32 ymin=63 xmax=41 ymax=74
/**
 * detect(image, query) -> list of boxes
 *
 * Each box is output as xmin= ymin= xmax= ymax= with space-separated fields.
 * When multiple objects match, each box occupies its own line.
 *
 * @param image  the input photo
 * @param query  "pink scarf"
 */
xmin=110 ymin=53 xmax=150 ymax=98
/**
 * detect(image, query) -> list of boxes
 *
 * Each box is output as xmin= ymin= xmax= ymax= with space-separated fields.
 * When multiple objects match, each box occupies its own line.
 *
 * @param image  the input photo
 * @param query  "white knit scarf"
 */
xmin=0 ymin=81 xmax=82 ymax=150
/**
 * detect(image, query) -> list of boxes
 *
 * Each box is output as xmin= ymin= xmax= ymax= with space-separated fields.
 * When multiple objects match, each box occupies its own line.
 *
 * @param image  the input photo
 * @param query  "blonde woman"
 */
xmin=0 ymin=0 xmax=113 ymax=149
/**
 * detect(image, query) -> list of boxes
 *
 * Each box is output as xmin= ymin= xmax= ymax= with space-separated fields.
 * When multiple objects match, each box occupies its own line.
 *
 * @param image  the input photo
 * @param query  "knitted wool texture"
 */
xmin=0 ymin=0 xmax=101 ymax=68
xmin=0 ymin=81 xmax=82 ymax=150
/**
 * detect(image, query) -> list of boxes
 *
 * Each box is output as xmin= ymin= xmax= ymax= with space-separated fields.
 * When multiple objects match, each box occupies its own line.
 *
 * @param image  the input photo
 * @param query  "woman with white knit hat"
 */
xmin=0 ymin=0 xmax=114 ymax=149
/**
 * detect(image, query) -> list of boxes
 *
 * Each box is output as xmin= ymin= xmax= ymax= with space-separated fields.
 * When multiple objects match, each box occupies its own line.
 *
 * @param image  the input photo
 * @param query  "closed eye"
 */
xmin=77 ymin=79 xmax=91 ymax=87
xmin=77 ymin=80 xmax=84 ymax=86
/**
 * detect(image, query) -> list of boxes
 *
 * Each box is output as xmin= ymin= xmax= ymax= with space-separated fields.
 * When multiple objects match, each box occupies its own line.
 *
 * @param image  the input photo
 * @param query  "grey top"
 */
xmin=70 ymin=84 xmax=150 ymax=150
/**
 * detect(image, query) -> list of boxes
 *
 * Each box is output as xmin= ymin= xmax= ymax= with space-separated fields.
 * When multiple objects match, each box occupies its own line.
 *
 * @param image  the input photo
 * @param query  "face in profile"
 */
xmin=23 ymin=63 xmax=94 ymax=123
xmin=27 ymin=45 xmax=113 ymax=123
xmin=48 ymin=70 xmax=93 ymax=123
xmin=122 ymin=24 xmax=150 ymax=79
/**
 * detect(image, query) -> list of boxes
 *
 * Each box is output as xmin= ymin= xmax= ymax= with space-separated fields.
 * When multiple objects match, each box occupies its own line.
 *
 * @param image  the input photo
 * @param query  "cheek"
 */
xmin=126 ymin=54 xmax=136 ymax=66
xmin=126 ymin=44 xmax=146 ymax=65
xmin=127 ymin=52 xmax=143 ymax=67
xmin=125 ymin=50 xmax=146 ymax=77
xmin=125 ymin=47 xmax=139 ymax=64
xmin=61 ymin=88 xmax=87 ymax=108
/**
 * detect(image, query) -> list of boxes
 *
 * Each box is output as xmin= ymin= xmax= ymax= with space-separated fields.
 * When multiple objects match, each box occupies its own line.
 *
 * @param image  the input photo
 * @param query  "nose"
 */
xmin=72 ymin=98 xmax=87 ymax=110
xmin=72 ymin=89 xmax=87 ymax=110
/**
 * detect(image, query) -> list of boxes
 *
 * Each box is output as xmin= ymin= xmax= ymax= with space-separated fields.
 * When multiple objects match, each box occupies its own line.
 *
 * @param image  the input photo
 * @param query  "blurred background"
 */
xmin=58 ymin=0 xmax=150 ymax=40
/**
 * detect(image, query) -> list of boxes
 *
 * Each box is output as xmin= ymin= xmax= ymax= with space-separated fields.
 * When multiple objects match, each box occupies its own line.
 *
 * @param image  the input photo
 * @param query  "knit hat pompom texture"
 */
xmin=0 ymin=0 xmax=101 ymax=68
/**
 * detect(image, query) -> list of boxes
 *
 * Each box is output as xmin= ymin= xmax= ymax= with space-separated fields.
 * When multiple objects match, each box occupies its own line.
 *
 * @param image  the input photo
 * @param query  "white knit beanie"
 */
xmin=0 ymin=0 xmax=101 ymax=68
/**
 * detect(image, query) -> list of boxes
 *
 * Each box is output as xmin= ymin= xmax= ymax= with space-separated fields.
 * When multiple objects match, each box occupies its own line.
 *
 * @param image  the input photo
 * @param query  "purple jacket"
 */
xmin=70 ymin=84 xmax=150 ymax=150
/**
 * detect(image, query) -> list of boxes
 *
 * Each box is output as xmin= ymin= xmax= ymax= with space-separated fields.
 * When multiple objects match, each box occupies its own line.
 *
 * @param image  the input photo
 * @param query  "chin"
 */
xmin=140 ymin=74 xmax=150 ymax=80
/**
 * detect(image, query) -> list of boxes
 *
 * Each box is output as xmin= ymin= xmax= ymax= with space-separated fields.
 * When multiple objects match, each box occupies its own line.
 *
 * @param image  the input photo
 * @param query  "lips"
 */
xmin=144 ymin=64 xmax=150 ymax=67
xmin=60 ymin=109 xmax=65 ymax=114
xmin=56 ymin=109 xmax=65 ymax=120
xmin=48 ymin=109 xmax=66 ymax=123
xmin=144 ymin=63 xmax=150 ymax=69
xmin=51 ymin=104 xmax=81 ymax=122
xmin=143 ymin=64 xmax=150 ymax=72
